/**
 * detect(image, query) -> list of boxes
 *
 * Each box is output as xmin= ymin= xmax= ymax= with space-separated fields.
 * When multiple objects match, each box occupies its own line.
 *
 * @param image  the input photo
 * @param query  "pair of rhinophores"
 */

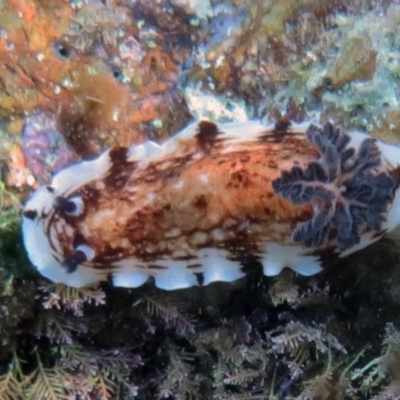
xmin=21 ymin=118 xmax=400 ymax=290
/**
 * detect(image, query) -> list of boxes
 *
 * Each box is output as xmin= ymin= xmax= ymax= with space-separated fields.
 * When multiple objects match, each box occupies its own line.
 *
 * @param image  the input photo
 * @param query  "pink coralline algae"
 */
xmin=22 ymin=113 xmax=77 ymax=184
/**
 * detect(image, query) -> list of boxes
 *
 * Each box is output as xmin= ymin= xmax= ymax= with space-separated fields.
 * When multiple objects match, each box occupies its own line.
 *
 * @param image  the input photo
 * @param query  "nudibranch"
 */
xmin=21 ymin=120 xmax=400 ymax=290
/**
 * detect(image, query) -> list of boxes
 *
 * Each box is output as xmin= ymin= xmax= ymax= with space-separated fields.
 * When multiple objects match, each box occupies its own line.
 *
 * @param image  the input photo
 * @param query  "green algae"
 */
xmin=325 ymin=35 xmax=377 ymax=89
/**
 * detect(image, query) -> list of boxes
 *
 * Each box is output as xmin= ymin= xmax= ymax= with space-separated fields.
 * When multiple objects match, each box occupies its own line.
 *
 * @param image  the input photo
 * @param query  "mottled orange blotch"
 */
xmin=7 ymin=143 xmax=35 ymax=188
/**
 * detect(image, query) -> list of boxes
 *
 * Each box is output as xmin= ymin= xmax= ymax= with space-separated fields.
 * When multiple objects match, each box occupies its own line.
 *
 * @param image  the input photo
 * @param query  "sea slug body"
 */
xmin=21 ymin=120 xmax=400 ymax=290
